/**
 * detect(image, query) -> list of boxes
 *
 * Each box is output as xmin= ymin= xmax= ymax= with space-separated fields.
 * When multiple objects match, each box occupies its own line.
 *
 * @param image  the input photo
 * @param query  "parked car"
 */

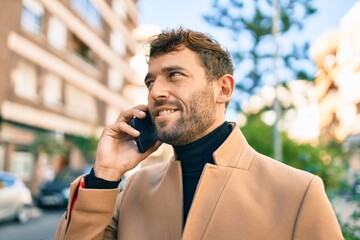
xmin=0 ymin=171 xmax=33 ymax=224
xmin=37 ymin=167 xmax=88 ymax=208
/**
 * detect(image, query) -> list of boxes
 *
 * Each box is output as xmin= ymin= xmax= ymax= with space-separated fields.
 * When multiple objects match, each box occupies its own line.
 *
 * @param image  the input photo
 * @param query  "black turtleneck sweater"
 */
xmin=173 ymin=121 xmax=231 ymax=226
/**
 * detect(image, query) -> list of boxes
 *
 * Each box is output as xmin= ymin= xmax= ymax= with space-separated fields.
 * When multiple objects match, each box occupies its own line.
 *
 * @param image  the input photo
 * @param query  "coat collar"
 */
xmin=212 ymin=122 xmax=255 ymax=170
xmin=169 ymin=122 xmax=255 ymax=170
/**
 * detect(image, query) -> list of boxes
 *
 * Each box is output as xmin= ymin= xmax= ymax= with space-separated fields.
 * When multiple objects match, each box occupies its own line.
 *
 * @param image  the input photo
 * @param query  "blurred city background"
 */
xmin=0 ymin=0 xmax=359 ymax=239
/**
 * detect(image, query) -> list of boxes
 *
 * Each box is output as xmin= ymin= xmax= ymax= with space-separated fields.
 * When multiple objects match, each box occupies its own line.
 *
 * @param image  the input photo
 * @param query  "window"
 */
xmin=42 ymin=73 xmax=62 ymax=108
xmin=11 ymin=152 xmax=34 ymax=181
xmin=71 ymin=0 xmax=102 ymax=30
xmin=47 ymin=17 xmax=67 ymax=50
xmin=64 ymin=85 xmax=98 ymax=122
xmin=110 ymin=32 xmax=126 ymax=55
xmin=69 ymin=33 xmax=96 ymax=65
xmin=12 ymin=61 xmax=38 ymax=101
xmin=356 ymin=102 xmax=360 ymax=114
xmin=108 ymin=68 xmax=124 ymax=91
xmin=21 ymin=0 xmax=44 ymax=34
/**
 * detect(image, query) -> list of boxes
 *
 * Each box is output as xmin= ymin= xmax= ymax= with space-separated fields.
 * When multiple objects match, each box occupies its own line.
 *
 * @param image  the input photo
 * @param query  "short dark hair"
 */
xmin=147 ymin=27 xmax=234 ymax=81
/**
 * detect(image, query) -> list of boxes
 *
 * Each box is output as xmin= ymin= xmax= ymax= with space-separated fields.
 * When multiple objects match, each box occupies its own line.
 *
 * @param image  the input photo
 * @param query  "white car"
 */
xmin=0 ymin=171 xmax=33 ymax=224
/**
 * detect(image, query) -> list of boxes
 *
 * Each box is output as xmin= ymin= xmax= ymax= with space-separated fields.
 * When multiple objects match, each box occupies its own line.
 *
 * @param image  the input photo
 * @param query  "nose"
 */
xmin=149 ymin=77 xmax=169 ymax=101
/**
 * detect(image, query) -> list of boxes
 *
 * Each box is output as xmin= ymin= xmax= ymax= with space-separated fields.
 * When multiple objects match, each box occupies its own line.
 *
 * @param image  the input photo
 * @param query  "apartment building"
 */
xmin=0 ymin=0 xmax=142 ymax=185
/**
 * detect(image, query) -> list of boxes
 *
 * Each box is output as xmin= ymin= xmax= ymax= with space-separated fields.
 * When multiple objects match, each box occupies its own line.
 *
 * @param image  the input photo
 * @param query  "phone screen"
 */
xmin=130 ymin=111 xmax=158 ymax=153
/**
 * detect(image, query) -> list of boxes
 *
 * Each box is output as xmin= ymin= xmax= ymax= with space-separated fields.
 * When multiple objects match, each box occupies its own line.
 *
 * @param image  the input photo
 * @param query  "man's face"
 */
xmin=145 ymin=47 xmax=218 ymax=146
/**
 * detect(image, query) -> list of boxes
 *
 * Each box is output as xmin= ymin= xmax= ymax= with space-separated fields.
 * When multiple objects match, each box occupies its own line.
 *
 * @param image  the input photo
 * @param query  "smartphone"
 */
xmin=130 ymin=111 xmax=158 ymax=153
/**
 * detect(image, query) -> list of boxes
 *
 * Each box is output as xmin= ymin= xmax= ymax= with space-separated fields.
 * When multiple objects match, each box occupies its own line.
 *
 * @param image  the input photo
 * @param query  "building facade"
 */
xmin=0 ymin=0 xmax=141 ymax=190
xmin=311 ymin=2 xmax=360 ymax=172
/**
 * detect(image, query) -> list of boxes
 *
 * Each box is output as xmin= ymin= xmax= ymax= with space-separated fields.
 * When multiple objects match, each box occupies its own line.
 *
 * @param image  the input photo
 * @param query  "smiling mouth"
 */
xmin=158 ymin=109 xmax=177 ymax=116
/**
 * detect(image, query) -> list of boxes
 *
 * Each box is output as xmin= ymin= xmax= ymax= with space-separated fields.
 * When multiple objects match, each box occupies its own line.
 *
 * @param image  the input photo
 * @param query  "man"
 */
xmin=54 ymin=28 xmax=343 ymax=239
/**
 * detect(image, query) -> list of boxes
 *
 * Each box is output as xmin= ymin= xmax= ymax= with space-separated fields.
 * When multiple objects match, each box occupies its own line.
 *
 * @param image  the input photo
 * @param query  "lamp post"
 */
xmin=272 ymin=0 xmax=283 ymax=162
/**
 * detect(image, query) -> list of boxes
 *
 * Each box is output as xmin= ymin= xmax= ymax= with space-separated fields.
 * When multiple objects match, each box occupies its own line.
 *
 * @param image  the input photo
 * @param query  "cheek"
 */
xmin=147 ymin=97 xmax=155 ymax=113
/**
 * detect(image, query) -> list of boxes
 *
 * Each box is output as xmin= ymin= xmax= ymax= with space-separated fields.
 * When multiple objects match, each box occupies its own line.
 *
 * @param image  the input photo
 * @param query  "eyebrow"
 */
xmin=144 ymin=65 xmax=186 ymax=83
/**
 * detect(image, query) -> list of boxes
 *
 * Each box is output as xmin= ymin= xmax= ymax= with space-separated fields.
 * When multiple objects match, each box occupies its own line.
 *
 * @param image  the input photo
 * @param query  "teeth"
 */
xmin=159 ymin=109 xmax=175 ymax=116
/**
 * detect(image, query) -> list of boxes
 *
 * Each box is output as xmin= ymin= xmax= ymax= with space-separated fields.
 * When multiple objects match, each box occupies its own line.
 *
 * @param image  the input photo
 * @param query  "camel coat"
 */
xmin=54 ymin=125 xmax=343 ymax=240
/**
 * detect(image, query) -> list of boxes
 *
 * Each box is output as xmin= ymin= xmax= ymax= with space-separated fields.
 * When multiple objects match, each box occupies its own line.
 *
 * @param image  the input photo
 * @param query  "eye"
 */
xmin=145 ymin=79 xmax=154 ymax=89
xmin=169 ymin=72 xmax=182 ymax=78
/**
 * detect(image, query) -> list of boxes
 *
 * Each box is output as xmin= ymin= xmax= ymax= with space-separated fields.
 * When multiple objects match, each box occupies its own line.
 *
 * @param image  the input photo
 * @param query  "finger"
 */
xmin=118 ymin=121 xmax=141 ymax=137
xmin=106 ymin=121 xmax=140 ymax=139
xmin=116 ymin=105 xmax=148 ymax=123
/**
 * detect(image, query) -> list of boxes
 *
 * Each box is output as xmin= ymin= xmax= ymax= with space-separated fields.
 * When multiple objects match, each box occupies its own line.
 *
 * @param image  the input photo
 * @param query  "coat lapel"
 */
xmin=182 ymin=125 xmax=255 ymax=239
xmin=182 ymin=164 xmax=233 ymax=239
xmin=163 ymin=161 xmax=183 ymax=239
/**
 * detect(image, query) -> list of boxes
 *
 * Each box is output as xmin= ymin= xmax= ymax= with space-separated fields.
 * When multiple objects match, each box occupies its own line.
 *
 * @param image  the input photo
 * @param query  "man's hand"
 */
xmin=94 ymin=105 xmax=162 ymax=181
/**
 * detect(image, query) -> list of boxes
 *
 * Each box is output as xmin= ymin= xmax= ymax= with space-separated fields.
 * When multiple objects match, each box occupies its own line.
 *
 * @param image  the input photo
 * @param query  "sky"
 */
xmin=137 ymin=0 xmax=357 ymax=47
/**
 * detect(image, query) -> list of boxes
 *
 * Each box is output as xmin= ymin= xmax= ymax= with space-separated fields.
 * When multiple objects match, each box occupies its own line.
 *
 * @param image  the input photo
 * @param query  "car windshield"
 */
xmin=0 ymin=174 xmax=15 ymax=187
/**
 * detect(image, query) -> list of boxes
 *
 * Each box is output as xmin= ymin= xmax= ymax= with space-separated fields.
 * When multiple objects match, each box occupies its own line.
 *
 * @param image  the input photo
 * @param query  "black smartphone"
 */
xmin=130 ymin=111 xmax=158 ymax=153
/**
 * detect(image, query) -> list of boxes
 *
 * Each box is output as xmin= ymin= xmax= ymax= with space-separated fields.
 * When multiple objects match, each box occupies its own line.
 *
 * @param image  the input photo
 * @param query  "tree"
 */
xmin=67 ymin=135 xmax=98 ymax=163
xmin=204 ymin=0 xmax=317 ymax=110
xmin=241 ymin=113 xmax=347 ymax=192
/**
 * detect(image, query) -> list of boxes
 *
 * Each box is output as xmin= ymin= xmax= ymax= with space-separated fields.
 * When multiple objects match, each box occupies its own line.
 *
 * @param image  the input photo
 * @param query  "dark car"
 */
xmin=0 ymin=171 xmax=33 ymax=224
xmin=37 ymin=167 xmax=87 ymax=208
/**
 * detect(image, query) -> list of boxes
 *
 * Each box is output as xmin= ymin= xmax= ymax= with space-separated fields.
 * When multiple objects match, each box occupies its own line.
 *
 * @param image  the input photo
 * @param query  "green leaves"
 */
xmin=241 ymin=113 xmax=347 ymax=192
xmin=204 ymin=0 xmax=318 ymax=109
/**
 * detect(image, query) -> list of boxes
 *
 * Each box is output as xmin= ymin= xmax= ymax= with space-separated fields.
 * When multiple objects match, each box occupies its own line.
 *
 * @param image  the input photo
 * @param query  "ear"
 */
xmin=214 ymin=74 xmax=234 ymax=104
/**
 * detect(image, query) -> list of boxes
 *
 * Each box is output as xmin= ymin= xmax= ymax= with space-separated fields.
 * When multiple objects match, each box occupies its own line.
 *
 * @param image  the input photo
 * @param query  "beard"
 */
xmin=154 ymin=83 xmax=216 ymax=146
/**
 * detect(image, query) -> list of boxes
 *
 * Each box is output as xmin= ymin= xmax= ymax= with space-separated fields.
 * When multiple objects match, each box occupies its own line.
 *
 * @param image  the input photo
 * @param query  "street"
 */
xmin=0 ymin=208 xmax=64 ymax=240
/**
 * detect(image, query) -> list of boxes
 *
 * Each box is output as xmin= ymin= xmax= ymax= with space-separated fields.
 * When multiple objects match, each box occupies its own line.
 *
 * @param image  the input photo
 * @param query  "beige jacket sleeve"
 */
xmin=53 ymin=176 xmax=119 ymax=240
xmin=293 ymin=176 xmax=344 ymax=239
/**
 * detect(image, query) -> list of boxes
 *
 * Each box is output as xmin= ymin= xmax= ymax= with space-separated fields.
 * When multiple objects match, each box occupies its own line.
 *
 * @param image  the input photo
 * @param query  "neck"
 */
xmin=174 ymin=121 xmax=231 ymax=172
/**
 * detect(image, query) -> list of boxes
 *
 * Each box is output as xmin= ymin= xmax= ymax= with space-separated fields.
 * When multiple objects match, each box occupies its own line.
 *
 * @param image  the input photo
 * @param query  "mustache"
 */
xmin=154 ymin=100 xmax=182 ymax=109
